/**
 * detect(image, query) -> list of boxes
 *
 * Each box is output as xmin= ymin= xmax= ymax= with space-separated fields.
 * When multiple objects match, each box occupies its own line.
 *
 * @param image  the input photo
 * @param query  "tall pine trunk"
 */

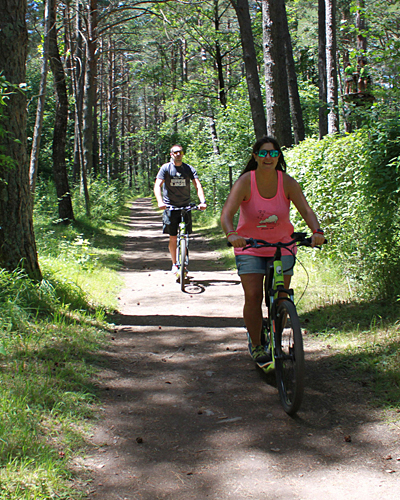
xmin=0 ymin=0 xmax=42 ymax=280
xmin=214 ymin=0 xmax=227 ymax=108
xmin=281 ymin=0 xmax=305 ymax=144
xmin=231 ymin=0 xmax=267 ymax=139
xmin=262 ymin=0 xmax=292 ymax=147
xmin=48 ymin=0 xmax=75 ymax=222
xmin=72 ymin=0 xmax=84 ymax=184
xmin=318 ymin=0 xmax=328 ymax=138
xmin=82 ymin=0 xmax=98 ymax=178
xmin=29 ymin=0 xmax=50 ymax=193
xmin=326 ymin=0 xmax=339 ymax=134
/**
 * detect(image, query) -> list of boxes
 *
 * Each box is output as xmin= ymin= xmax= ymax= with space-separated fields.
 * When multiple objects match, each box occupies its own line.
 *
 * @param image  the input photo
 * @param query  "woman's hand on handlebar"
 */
xmin=310 ymin=232 xmax=325 ymax=247
xmin=227 ymin=233 xmax=247 ymax=248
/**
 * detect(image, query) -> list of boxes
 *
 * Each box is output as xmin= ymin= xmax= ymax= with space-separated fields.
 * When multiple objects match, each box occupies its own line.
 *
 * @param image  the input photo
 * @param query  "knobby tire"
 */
xmin=274 ymin=300 xmax=305 ymax=415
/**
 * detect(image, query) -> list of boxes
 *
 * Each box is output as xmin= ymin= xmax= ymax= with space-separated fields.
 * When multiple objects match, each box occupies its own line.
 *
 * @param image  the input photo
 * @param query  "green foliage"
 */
xmin=286 ymin=122 xmax=400 ymax=299
xmin=74 ymin=178 xmax=131 ymax=222
xmin=181 ymin=80 xmax=255 ymax=215
xmin=295 ymin=253 xmax=400 ymax=409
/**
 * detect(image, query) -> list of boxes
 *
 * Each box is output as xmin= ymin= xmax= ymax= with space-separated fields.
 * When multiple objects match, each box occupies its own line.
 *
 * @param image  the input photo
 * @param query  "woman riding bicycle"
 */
xmin=220 ymin=136 xmax=325 ymax=362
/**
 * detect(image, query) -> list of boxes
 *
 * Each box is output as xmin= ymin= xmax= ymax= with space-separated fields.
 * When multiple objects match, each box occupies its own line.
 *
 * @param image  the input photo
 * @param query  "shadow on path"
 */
xmin=85 ymin=198 xmax=400 ymax=500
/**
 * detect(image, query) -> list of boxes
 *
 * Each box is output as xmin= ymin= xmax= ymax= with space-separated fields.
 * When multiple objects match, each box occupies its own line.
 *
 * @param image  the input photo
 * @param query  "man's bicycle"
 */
xmin=168 ymin=203 xmax=199 ymax=292
xmin=236 ymin=233 xmax=325 ymax=415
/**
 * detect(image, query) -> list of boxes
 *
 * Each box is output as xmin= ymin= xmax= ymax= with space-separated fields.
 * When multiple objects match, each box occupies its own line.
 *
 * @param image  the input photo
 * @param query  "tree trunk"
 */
xmin=214 ymin=1 xmax=227 ymax=108
xmin=98 ymin=37 xmax=104 ymax=175
xmin=318 ymin=0 xmax=328 ymax=138
xmin=107 ymin=38 xmax=118 ymax=180
xmin=70 ymin=0 xmax=90 ymax=214
xmin=72 ymin=0 xmax=84 ymax=185
xmin=262 ymin=0 xmax=292 ymax=147
xmin=29 ymin=0 xmax=50 ymax=193
xmin=0 ymin=0 xmax=42 ymax=280
xmin=356 ymin=0 xmax=367 ymax=63
xmin=281 ymin=0 xmax=305 ymax=144
xmin=82 ymin=0 xmax=98 ymax=179
xmin=325 ymin=0 xmax=339 ymax=134
xmin=120 ymin=56 xmax=126 ymax=175
xmin=181 ymin=37 xmax=188 ymax=83
xmin=231 ymin=0 xmax=267 ymax=139
xmin=48 ymin=0 xmax=75 ymax=222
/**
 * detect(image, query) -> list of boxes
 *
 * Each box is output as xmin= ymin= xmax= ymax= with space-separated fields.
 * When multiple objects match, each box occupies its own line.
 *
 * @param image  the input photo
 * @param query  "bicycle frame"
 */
xmin=263 ymin=246 xmax=295 ymax=373
xmin=168 ymin=204 xmax=198 ymax=290
xmin=238 ymin=233 xmax=326 ymax=414
xmin=177 ymin=211 xmax=189 ymax=266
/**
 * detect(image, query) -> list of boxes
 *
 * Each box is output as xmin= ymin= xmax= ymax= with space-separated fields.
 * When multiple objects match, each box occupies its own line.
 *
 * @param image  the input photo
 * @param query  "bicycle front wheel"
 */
xmin=274 ymin=300 xmax=305 ymax=415
xmin=179 ymin=237 xmax=187 ymax=291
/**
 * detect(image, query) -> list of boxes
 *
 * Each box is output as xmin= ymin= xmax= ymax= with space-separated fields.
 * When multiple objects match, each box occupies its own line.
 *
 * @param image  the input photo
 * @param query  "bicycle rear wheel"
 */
xmin=274 ymin=300 xmax=304 ymax=415
xmin=179 ymin=237 xmax=187 ymax=292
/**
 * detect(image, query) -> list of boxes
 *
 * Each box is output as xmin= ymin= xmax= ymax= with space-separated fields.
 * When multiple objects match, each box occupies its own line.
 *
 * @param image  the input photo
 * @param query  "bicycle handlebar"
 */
xmin=166 ymin=203 xmax=200 ymax=212
xmin=228 ymin=232 xmax=327 ymax=249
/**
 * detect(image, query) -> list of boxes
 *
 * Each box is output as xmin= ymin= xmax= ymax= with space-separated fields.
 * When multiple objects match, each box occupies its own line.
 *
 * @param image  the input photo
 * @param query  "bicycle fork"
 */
xmin=177 ymin=222 xmax=189 ymax=268
xmin=266 ymin=260 xmax=295 ymax=371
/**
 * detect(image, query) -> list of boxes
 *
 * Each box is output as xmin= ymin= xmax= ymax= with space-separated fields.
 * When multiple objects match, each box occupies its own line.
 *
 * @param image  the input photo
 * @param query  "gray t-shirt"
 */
xmin=156 ymin=161 xmax=199 ymax=207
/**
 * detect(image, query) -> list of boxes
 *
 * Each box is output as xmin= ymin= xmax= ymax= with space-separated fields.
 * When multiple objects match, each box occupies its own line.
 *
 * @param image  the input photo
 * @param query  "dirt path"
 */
xmin=84 ymin=198 xmax=399 ymax=500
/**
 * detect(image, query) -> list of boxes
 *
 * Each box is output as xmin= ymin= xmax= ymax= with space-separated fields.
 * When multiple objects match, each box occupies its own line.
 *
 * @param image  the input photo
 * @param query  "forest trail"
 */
xmin=84 ymin=198 xmax=399 ymax=500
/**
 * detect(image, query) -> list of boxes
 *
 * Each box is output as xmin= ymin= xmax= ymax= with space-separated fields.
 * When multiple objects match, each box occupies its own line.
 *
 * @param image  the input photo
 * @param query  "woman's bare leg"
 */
xmin=240 ymin=273 xmax=264 ymax=347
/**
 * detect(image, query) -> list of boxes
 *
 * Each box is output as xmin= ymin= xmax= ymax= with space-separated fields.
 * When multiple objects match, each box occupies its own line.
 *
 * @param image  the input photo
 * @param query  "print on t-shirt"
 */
xmin=171 ymin=177 xmax=186 ymax=187
xmin=257 ymin=212 xmax=279 ymax=230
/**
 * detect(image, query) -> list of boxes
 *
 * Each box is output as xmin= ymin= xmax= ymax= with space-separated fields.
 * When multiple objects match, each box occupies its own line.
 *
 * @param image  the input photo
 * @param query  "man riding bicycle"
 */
xmin=154 ymin=144 xmax=207 ymax=273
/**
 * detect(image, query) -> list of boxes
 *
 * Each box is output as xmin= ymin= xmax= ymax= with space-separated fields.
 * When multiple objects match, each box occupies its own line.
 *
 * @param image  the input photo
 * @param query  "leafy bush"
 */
xmin=72 ymin=178 xmax=131 ymax=222
xmin=285 ymin=122 xmax=400 ymax=299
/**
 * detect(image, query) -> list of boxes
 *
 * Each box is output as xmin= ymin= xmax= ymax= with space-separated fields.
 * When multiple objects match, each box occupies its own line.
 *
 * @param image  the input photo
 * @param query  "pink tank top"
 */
xmin=234 ymin=169 xmax=296 ymax=257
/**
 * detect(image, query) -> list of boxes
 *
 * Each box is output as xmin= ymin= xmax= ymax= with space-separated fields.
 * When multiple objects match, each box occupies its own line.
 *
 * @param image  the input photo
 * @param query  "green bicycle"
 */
xmin=239 ymin=233 xmax=325 ymax=415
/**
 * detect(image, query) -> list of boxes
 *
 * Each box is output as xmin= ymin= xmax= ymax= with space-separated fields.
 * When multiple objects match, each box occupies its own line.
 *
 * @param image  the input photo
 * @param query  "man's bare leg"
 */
xmin=169 ymin=236 xmax=177 ymax=265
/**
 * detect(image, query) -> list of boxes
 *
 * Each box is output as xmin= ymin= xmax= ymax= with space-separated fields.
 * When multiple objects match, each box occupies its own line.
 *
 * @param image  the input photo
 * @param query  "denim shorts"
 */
xmin=235 ymin=254 xmax=295 ymax=276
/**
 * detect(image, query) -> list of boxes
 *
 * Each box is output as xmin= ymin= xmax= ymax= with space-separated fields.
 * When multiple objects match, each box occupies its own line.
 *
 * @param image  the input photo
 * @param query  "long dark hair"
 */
xmin=240 ymin=136 xmax=287 ymax=176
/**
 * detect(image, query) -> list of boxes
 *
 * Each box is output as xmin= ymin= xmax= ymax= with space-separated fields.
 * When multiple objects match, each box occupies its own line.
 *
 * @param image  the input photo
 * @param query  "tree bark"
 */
xmin=262 ymin=0 xmax=292 ymax=147
xmin=214 ymin=0 xmax=227 ymax=108
xmin=0 ymin=0 xmax=42 ymax=280
xmin=356 ymin=0 xmax=367 ymax=63
xmin=230 ymin=0 xmax=267 ymax=139
xmin=48 ymin=0 xmax=75 ymax=222
xmin=82 ymin=0 xmax=98 ymax=178
xmin=325 ymin=0 xmax=339 ymax=134
xmin=281 ymin=0 xmax=305 ymax=144
xmin=318 ymin=0 xmax=328 ymax=138
xmin=107 ymin=37 xmax=118 ymax=180
xmin=72 ymin=0 xmax=84 ymax=184
xmin=29 ymin=0 xmax=51 ymax=193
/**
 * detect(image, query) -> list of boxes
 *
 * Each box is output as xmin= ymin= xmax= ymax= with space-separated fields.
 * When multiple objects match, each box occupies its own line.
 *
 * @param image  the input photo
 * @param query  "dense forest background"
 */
xmin=1 ymin=0 xmax=400 ymax=297
xmin=2 ymin=2 xmax=400 ymax=496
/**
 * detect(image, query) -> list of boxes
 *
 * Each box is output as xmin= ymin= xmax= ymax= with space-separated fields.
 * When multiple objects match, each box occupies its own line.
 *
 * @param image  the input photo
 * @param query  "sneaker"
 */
xmin=251 ymin=345 xmax=272 ymax=364
xmin=175 ymin=268 xmax=188 ymax=283
xmin=171 ymin=264 xmax=179 ymax=274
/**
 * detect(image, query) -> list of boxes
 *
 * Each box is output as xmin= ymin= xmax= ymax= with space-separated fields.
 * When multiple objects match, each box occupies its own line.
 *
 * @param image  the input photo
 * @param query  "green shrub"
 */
xmin=285 ymin=122 xmax=400 ymax=299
